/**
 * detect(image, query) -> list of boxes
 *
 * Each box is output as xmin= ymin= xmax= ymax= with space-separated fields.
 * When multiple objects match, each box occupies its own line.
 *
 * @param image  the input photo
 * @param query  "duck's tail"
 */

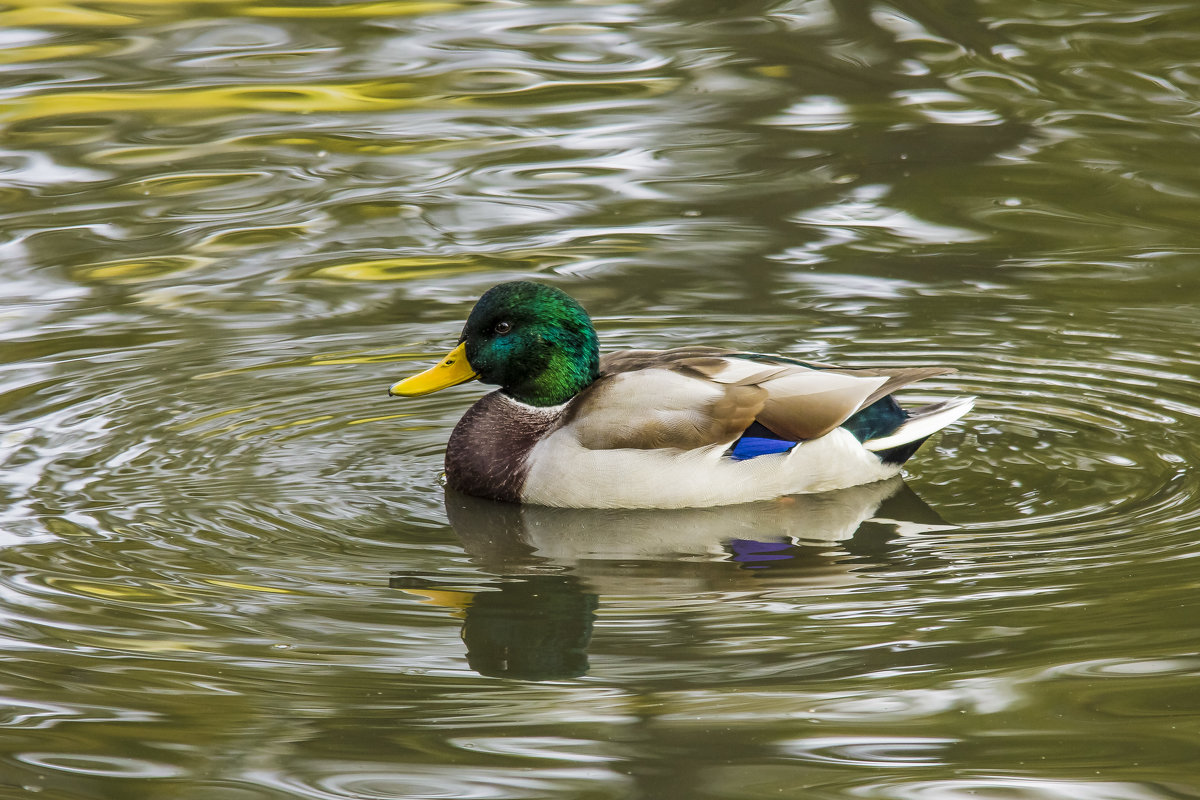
xmin=863 ymin=396 xmax=975 ymax=462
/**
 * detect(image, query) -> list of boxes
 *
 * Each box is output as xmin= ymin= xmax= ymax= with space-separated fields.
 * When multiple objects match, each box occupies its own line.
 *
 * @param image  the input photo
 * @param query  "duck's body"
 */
xmin=391 ymin=283 xmax=972 ymax=509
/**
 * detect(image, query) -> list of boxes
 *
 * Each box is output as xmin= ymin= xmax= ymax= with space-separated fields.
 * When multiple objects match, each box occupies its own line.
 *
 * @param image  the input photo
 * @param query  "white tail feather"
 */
xmin=863 ymin=397 xmax=975 ymax=452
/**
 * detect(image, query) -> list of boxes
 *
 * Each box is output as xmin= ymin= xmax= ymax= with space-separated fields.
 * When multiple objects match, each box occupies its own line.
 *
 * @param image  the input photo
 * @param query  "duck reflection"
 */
xmin=391 ymin=478 xmax=949 ymax=680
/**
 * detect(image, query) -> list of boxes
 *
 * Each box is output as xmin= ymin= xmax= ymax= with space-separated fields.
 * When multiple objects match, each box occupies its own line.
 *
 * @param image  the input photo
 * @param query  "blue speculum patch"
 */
xmin=728 ymin=437 xmax=798 ymax=460
xmin=726 ymin=421 xmax=798 ymax=461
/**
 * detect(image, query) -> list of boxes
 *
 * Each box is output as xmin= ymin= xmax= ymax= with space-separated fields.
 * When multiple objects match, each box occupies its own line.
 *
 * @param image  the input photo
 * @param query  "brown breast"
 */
xmin=444 ymin=391 xmax=564 ymax=503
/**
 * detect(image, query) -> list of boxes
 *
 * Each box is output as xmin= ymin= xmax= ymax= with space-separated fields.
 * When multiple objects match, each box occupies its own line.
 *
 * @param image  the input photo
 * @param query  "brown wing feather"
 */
xmin=756 ymin=388 xmax=871 ymax=441
xmin=822 ymin=366 xmax=956 ymax=409
xmin=598 ymin=347 xmax=730 ymax=375
xmin=757 ymin=366 xmax=957 ymax=440
xmin=577 ymin=347 xmax=953 ymax=449
xmin=566 ymin=368 xmax=765 ymax=450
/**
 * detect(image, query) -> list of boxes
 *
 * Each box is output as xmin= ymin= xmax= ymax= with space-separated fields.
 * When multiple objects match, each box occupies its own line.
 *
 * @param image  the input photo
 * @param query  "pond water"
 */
xmin=2 ymin=1 xmax=1199 ymax=798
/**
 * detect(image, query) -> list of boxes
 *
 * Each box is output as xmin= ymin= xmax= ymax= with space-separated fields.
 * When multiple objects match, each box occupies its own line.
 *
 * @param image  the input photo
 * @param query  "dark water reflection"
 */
xmin=406 ymin=481 xmax=936 ymax=680
xmin=1 ymin=0 xmax=1200 ymax=798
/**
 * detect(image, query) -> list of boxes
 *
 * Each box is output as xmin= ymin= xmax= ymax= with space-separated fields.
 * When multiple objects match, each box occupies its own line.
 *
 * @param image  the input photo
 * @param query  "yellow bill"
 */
xmin=389 ymin=342 xmax=478 ymax=396
xmin=397 ymin=588 xmax=475 ymax=611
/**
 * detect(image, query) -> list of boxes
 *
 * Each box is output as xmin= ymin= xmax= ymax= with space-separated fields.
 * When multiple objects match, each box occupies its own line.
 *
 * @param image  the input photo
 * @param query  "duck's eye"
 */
xmin=494 ymin=321 xmax=512 ymax=334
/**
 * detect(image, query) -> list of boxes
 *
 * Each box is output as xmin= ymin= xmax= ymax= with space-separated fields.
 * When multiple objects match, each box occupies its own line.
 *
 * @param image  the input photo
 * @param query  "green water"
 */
xmin=1 ymin=1 xmax=1199 ymax=798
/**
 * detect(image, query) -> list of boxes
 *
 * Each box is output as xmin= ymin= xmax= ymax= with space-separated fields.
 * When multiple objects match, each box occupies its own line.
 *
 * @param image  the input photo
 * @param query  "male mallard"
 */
xmin=390 ymin=281 xmax=973 ymax=509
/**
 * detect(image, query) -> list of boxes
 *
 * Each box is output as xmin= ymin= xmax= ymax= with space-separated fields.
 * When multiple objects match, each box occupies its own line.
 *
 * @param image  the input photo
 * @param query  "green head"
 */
xmin=460 ymin=281 xmax=600 ymax=406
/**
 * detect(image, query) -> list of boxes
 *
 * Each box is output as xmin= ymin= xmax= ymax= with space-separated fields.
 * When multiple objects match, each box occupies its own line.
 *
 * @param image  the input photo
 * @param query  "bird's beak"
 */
xmin=389 ymin=342 xmax=479 ymax=397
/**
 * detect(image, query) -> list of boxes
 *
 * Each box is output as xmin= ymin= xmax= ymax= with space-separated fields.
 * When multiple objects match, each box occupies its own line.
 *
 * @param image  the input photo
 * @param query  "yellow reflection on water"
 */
xmin=170 ymin=403 xmax=274 ymax=431
xmin=346 ymin=413 xmax=414 ymax=425
xmin=0 ymin=43 xmax=117 ymax=64
xmin=70 ymin=635 xmax=201 ymax=653
xmin=0 ymin=3 xmax=138 ymax=26
xmin=0 ymin=0 xmax=469 ymax=26
xmin=311 ymin=354 xmax=417 ymax=366
xmin=47 ymin=578 xmax=195 ymax=606
xmin=198 ymin=225 xmax=312 ymax=252
xmin=308 ymin=256 xmax=492 ymax=282
xmin=69 ymin=255 xmax=211 ymax=285
xmin=205 ymin=579 xmax=296 ymax=595
xmin=247 ymin=1 xmax=464 ymax=18
xmin=257 ymin=133 xmax=519 ymax=157
xmin=0 ymin=82 xmax=424 ymax=124
xmin=130 ymin=172 xmax=266 ymax=197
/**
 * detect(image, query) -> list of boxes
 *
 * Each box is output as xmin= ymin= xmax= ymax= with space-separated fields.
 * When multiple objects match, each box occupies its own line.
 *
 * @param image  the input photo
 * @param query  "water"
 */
xmin=1 ymin=1 xmax=1199 ymax=798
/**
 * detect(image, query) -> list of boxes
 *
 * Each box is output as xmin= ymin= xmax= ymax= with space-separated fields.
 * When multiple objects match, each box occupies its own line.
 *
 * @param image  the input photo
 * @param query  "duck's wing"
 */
xmin=566 ymin=349 xmax=766 ymax=450
xmin=566 ymin=348 xmax=953 ymax=450
xmin=754 ymin=362 xmax=954 ymax=440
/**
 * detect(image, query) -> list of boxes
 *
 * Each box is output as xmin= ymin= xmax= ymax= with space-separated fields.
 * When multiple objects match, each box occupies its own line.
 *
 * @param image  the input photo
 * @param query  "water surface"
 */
xmin=1 ymin=1 xmax=1199 ymax=798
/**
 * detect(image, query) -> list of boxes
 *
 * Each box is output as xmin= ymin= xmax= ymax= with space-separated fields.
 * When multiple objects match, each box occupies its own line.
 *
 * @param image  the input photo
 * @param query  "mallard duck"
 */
xmin=390 ymin=281 xmax=973 ymax=509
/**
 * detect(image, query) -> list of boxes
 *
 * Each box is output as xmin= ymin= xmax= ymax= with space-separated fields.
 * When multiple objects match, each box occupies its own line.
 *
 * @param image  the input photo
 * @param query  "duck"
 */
xmin=389 ymin=281 xmax=973 ymax=509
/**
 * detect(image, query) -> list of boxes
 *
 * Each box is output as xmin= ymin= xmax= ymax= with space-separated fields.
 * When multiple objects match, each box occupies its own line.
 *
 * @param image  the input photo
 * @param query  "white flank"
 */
xmin=863 ymin=397 xmax=975 ymax=452
xmin=522 ymin=426 xmax=901 ymax=509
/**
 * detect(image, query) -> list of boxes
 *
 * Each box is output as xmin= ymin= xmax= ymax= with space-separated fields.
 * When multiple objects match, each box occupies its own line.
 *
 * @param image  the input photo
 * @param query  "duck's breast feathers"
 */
xmin=445 ymin=391 xmax=563 ymax=503
xmin=571 ymin=347 xmax=956 ymax=449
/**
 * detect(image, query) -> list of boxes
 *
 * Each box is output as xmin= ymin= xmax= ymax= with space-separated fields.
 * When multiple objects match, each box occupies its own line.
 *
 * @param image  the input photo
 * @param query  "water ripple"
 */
xmin=0 ymin=0 xmax=1198 ymax=796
